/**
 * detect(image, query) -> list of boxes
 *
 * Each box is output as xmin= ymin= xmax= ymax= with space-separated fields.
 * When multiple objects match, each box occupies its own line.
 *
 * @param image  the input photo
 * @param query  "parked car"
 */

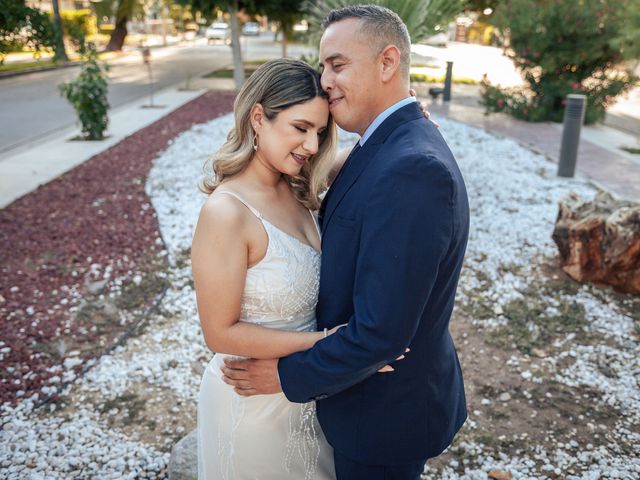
xmin=242 ymin=22 xmax=260 ymax=36
xmin=206 ymin=22 xmax=231 ymax=45
xmin=424 ymin=32 xmax=448 ymax=47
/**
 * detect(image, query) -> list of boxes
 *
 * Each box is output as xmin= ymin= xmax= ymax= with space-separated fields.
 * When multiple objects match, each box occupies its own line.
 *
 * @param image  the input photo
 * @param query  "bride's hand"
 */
xmin=378 ymin=348 xmax=410 ymax=373
xmin=409 ymin=88 xmax=440 ymax=128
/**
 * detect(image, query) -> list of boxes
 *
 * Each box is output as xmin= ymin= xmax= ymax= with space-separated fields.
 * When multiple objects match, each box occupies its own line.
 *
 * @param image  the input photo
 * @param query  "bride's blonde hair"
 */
xmin=201 ymin=58 xmax=337 ymax=210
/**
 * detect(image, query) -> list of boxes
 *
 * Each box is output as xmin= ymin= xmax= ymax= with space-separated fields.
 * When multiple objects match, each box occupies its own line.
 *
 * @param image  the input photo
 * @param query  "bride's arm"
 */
xmin=327 ymin=147 xmax=351 ymax=186
xmin=191 ymin=196 xmax=325 ymax=360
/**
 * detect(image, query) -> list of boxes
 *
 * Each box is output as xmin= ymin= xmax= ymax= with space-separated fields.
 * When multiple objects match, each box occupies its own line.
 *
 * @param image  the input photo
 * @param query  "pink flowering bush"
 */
xmin=480 ymin=0 xmax=639 ymax=124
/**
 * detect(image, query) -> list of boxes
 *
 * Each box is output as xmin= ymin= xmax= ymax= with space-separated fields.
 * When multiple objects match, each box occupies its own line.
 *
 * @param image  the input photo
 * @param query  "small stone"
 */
xmin=499 ymin=392 xmax=511 ymax=402
xmin=488 ymin=469 xmax=513 ymax=480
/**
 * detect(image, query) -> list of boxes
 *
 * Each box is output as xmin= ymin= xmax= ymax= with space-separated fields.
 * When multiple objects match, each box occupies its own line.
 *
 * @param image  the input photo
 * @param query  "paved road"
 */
xmin=0 ymin=34 xmax=312 ymax=157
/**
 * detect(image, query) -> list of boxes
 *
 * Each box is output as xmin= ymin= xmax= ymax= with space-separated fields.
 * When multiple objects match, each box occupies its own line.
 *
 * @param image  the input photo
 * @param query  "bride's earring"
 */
xmin=252 ymin=125 xmax=258 ymax=151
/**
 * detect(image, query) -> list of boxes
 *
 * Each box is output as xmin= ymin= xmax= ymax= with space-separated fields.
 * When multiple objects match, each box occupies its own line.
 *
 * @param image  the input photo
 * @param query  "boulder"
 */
xmin=552 ymin=192 xmax=640 ymax=294
xmin=168 ymin=429 xmax=197 ymax=480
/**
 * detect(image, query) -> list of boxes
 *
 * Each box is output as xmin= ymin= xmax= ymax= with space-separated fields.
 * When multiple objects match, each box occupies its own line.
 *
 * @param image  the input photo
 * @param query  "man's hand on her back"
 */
xmin=409 ymin=88 xmax=440 ymax=128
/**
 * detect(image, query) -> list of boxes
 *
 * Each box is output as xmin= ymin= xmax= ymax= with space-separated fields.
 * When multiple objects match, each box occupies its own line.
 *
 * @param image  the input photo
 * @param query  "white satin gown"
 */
xmin=197 ymin=191 xmax=336 ymax=480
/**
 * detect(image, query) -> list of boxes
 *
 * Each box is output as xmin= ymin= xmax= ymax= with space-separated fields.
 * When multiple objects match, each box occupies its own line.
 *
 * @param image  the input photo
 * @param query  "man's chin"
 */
xmin=332 ymin=115 xmax=357 ymax=134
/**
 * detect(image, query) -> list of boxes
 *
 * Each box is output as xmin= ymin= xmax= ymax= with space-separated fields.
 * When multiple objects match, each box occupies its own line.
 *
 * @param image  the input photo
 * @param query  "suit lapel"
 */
xmin=321 ymin=102 xmax=424 ymax=241
xmin=319 ymin=142 xmax=360 ymax=229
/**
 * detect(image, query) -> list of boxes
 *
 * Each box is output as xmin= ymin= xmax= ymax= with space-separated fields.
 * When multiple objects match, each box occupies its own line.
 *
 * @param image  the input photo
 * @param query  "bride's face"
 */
xmin=253 ymin=97 xmax=329 ymax=177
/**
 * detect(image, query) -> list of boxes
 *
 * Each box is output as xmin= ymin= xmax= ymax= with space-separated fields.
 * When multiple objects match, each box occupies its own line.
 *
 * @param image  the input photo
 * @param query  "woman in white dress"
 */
xmin=191 ymin=59 xmax=340 ymax=480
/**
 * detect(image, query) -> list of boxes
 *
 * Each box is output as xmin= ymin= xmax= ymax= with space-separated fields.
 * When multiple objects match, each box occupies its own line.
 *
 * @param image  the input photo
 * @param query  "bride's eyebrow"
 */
xmin=292 ymin=119 xmax=316 ymax=127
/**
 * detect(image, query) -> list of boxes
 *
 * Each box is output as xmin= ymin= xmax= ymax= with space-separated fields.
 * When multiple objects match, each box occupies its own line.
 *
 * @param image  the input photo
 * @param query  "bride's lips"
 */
xmin=328 ymin=96 xmax=343 ymax=110
xmin=291 ymin=153 xmax=308 ymax=166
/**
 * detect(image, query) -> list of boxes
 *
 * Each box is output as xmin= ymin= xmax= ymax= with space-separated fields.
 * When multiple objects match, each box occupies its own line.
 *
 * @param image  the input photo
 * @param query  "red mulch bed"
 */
xmin=0 ymin=90 xmax=236 ymax=407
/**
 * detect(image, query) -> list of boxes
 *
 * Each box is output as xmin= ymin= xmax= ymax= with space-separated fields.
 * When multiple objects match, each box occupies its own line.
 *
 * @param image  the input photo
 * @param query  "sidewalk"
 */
xmin=0 ymin=77 xmax=235 ymax=209
xmin=421 ymin=84 xmax=640 ymax=201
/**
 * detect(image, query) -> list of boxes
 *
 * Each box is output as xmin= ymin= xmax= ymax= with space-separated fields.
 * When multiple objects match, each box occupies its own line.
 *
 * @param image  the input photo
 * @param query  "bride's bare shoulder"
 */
xmin=197 ymin=191 xmax=253 ymax=234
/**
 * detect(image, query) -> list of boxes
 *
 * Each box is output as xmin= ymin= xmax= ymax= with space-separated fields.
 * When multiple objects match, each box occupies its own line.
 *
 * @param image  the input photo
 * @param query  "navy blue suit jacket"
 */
xmin=278 ymin=102 xmax=469 ymax=465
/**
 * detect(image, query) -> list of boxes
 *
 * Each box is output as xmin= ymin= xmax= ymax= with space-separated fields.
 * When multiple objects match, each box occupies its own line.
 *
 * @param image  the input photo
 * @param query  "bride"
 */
xmin=192 ymin=57 xmax=418 ymax=479
xmin=191 ymin=58 xmax=342 ymax=480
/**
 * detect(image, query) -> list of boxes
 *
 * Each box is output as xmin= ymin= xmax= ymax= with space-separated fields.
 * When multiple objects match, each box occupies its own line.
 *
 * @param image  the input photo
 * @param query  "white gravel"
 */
xmin=1 ymin=112 xmax=637 ymax=479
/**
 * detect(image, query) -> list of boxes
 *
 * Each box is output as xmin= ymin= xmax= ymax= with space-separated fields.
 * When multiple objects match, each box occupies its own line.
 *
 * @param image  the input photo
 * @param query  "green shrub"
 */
xmin=59 ymin=45 xmax=110 ymax=140
xmin=481 ymin=0 xmax=640 ymax=124
xmin=0 ymin=0 xmax=54 ymax=63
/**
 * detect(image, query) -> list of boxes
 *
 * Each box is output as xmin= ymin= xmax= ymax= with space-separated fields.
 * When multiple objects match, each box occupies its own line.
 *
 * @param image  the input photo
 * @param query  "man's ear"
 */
xmin=250 ymin=103 xmax=265 ymax=131
xmin=380 ymin=45 xmax=401 ymax=82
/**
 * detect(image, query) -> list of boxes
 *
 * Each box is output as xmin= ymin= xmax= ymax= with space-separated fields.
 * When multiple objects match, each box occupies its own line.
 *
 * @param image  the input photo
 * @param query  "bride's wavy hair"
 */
xmin=201 ymin=58 xmax=337 ymax=210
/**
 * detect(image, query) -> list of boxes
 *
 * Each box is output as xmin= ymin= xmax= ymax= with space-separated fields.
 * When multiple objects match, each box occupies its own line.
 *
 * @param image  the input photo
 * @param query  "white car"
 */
xmin=242 ymin=22 xmax=260 ymax=36
xmin=206 ymin=23 xmax=231 ymax=45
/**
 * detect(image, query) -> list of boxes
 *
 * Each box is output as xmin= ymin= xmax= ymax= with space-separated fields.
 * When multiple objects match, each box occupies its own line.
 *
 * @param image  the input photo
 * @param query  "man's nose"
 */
xmin=321 ymin=70 xmax=333 ymax=92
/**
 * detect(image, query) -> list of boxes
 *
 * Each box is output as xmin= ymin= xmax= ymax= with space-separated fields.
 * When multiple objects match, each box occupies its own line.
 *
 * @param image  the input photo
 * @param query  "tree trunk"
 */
xmin=106 ymin=16 xmax=128 ymax=52
xmin=51 ymin=0 xmax=68 ymax=62
xmin=228 ymin=0 xmax=244 ymax=90
xmin=281 ymin=27 xmax=288 ymax=58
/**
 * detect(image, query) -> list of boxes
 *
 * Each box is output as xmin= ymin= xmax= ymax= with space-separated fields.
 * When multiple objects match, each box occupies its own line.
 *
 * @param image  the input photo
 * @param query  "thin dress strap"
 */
xmin=216 ymin=191 xmax=262 ymax=219
xmin=308 ymin=210 xmax=321 ymax=239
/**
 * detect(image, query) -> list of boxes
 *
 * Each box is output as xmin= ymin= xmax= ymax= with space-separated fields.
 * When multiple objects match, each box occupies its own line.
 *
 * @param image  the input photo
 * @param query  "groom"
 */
xmin=223 ymin=5 xmax=469 ymax=478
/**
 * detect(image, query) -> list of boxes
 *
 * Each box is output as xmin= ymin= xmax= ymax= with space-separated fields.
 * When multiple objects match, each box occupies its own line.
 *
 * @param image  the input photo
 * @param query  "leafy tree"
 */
xmin=306 ymin=0 xmax=465 ymax=47
xmin=481 ymin=0 xmax=640 ymax=124
xmin=0 ymin=0 xmax=55 ymax=64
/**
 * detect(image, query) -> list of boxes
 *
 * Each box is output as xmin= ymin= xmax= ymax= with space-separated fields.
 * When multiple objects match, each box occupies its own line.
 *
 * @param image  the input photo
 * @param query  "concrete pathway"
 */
xmin=422 ymin=84 xmax=640 ymax=201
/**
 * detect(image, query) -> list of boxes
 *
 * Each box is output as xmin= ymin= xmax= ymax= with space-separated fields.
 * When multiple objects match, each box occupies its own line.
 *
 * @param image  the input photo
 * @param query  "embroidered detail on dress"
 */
xmin=284 ymin=402 xmax=321 ymax=480
xmin=218 ymin=391 xmax=246 ymax=479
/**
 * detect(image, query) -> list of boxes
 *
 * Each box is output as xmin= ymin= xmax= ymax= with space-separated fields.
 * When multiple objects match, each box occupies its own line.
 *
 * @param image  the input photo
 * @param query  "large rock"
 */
xmin=168 ymin=429 xmax=197 ymax=480
xmin=552 ymin=192 xmax=640 ymax=294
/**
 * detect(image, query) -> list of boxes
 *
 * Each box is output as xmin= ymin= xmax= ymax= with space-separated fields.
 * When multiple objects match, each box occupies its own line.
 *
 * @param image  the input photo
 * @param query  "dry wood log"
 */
xmin=552 ymin=192 xmax=640 ymax=294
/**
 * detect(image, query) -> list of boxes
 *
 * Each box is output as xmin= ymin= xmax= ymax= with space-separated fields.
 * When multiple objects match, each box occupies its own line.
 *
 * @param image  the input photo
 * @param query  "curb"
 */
xmin=0 ymin=60 xmax=83 ymax=79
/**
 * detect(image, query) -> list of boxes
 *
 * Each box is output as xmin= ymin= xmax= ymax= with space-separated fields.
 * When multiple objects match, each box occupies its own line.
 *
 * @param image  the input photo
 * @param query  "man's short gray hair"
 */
xmin=322 ymin=5 xmax=411 ymax=77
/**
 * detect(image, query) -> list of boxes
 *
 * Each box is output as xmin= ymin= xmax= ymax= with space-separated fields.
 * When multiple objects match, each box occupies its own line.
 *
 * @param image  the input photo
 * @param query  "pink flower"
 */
xmin=572 ymin=82 xmax=580 ymax=90
xmin=561 ymin=99 xmax=567 ymax=105
xmin=533 ymin=51 xmax=540 ymax=58
xmin=497 ymin=99 xmax=504 ymax=109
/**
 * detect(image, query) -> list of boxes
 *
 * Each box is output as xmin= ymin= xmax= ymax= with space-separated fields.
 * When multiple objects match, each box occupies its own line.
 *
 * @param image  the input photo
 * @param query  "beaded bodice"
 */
xmin=218 ymin=192 xmax=321 ymax=333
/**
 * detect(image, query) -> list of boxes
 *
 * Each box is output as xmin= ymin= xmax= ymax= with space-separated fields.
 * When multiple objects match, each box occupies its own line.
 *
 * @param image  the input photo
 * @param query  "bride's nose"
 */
xmin=302 ymin=132 xmax=319 ymax=155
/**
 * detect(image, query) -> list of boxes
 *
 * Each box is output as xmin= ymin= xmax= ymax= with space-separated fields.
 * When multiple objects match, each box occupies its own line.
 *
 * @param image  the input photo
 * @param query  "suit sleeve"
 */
xmin=278 ymin=155 xmax=455 ymax=403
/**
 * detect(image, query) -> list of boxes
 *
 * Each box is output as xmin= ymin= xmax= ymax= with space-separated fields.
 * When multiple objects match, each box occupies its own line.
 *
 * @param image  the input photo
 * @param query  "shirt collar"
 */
xmin=359 ymin=97 xmax=417 ymax=146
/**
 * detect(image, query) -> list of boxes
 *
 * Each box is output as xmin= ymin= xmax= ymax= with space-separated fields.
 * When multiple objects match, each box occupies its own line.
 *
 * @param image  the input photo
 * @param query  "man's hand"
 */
xmin=409 ymin=88 xmax=440 ymax=128
xmin=221 ymin=357 xmax=282 ymax=396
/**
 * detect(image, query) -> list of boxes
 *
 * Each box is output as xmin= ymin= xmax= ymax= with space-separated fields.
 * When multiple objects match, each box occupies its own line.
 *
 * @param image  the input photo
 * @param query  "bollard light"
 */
xmin=443 ymin=61 xmax=453 ymax=102
xmin=141 ymin=47 xmax=151 ymax=65
xmin=558 ymin=94 xmax=587 ymax=177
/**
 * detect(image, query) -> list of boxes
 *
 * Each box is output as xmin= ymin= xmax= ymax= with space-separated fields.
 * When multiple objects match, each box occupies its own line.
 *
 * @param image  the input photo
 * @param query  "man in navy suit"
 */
xmin=222 ymin=5 xmax=469 ymax=478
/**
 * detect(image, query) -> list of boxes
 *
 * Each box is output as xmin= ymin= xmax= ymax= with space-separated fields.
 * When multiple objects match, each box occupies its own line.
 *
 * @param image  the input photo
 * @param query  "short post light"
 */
xmin=558 ymin=94 xmax=587 ymax=177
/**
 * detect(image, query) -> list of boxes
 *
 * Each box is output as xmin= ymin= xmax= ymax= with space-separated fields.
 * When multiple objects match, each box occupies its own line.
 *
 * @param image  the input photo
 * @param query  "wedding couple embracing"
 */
xmin=191 ymin=5 xmax=469 ymax=480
